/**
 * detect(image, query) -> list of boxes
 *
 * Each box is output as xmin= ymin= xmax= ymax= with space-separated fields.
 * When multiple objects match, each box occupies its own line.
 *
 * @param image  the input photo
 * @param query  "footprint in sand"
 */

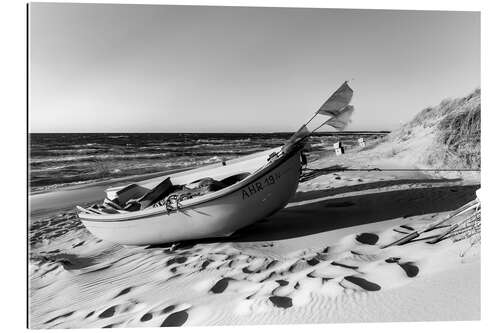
xmin=160 ymin=310 xmax=189 ymax=327
xmin=269 ymin=296 xmax=293 ymax=309
xmin=43 ymin=311 xmax=74 ymax=324
xmin=166 ymin=256 xmax=187 ymax=266
xmin=276 ymin=280 xmax=289 ymax=286
xmin=210 ymin=277 xmax=234 ymax=294
xmin=343 ymin=275 xmax=381 ymax=291
xmin=140 ymin=313 xmax=153 ymax=322
xmin=98 ymin=306 xmax=116 ymax=319
xmin=200 ymin=259 xmax=213 ymax=271
xmin=161 ymin=305 xmax=176 ymax=314
xmin=306 ymin=257 xmax=321 ymax=266
xmin=385 ymin=257 xmax=401 ymax=264
xmin=135 ymin=303 xmax=177 ymax=324
xmin=114 ymin=286 xmax=133 ymax=298
xmin=385 ymin=257 xmax=419 ymax=277
xmin=355 ymin=233 xmax=379 ymax=245
xmin=399 ymin=262 xmax=419 ymax=277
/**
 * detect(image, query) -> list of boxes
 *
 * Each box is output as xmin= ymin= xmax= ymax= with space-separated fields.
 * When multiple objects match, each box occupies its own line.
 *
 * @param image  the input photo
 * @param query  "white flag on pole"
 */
xmin=324 ymin=105 xmax=355 ymax=131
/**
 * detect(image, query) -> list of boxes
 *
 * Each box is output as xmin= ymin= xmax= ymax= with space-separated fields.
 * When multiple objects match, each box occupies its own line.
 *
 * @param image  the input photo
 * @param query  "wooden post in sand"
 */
xmin=358 ymin=138 xmax=366 ymax=147
xmin=333 ymin=141 xmax=344 ymax=156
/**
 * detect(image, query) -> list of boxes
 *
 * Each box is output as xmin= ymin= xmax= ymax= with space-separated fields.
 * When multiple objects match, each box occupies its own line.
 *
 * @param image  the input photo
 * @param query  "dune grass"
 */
xmin=435 ymin=101 xmax=480 ymax=168
xmin=361 ymin=88 xmax=480 ymax=169
xmin=427 ymin=89 xmax=481 ymax=169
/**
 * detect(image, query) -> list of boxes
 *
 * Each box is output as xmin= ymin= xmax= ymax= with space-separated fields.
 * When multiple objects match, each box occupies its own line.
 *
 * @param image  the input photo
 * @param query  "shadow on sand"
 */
xmin=148 ymin=178 xmax=479 ymax=249
xmin=235 ymin=182 xmax=479 ymax=242
xmin=291 ymin=177 xmax=463 ymax=203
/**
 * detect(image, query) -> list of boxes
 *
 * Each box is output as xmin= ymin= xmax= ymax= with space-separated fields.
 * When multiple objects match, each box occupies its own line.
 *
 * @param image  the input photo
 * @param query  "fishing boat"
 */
xmin=77 ymin=81 xmax=355 ymax=245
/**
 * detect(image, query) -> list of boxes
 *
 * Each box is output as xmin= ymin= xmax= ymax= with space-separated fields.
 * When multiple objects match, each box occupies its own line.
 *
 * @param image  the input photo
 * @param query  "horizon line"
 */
xmin=29 ymin=130 xmax=392 ymax=135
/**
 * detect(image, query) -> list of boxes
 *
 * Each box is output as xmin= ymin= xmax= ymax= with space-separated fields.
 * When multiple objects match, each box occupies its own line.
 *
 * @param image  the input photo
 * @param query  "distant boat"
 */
xmin=77 ymin=81 xmax=354 ymax=245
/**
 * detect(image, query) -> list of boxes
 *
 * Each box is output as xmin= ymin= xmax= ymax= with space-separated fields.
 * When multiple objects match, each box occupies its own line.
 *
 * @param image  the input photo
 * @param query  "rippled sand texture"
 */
xmin=29 ymin=168 xmax=480 ymax=328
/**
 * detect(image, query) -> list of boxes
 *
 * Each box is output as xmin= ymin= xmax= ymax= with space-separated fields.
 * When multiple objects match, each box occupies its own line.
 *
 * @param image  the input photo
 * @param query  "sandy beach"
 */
xmin=28 ymin=135 xmax=481 ymax=328
xmin=24 ymin=3 xmax=485 ymax=329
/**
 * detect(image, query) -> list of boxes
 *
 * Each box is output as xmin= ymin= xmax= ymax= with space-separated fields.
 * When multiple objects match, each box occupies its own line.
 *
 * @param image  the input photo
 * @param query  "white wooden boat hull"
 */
xmin=78 ymin=146 xmax=302 ymax=245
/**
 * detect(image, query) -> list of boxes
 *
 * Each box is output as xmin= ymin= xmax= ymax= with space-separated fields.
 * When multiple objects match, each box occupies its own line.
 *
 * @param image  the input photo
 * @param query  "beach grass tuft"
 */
xmin=362 ymin=88 xmax=480 ymax=169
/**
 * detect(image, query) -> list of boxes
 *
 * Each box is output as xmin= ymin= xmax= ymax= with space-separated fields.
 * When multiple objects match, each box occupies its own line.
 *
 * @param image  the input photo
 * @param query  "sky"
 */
xmin=29 ymin=3 xmax=480 ymax=133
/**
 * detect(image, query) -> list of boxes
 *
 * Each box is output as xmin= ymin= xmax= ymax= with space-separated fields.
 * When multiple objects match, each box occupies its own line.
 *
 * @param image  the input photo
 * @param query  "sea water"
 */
xmin=29 ymin=132 xmax=388 ymax=193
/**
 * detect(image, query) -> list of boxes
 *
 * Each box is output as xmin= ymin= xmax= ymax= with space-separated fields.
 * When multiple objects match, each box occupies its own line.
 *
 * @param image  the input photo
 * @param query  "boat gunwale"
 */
xmin=104 ymin=146 xmax=282 ymax=193
xmin=79 ymin=143 xmax=304 ymax=223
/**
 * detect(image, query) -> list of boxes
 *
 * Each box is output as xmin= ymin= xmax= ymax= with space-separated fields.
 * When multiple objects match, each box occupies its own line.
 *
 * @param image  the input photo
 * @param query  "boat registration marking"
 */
xmin=242 ymin=172 xmax=281 ymax=200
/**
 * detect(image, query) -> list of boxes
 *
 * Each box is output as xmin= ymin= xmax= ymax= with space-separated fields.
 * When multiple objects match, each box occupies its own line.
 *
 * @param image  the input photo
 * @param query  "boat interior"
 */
xmin=77 ymin=147 xmax=282 ymax=216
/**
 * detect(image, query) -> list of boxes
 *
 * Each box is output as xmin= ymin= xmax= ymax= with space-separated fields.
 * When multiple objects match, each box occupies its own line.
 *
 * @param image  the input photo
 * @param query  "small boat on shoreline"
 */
xmin=78 ymin=143 xmax=304 ymax=245
xmin=77 ymin=81 xmax=354 ymax=245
